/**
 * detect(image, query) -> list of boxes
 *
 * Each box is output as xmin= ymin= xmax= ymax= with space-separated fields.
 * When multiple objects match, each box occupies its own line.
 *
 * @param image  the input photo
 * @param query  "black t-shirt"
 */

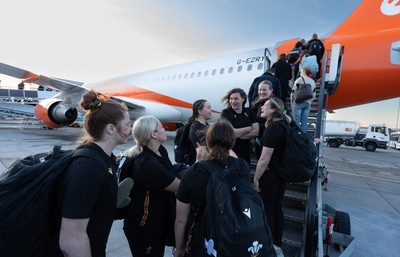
xmin=125 ymin=145 xmax=176 ymax=227
xmin=61 ymin=142 xmax=117 ymax=257
xmin=262 ymin=119 xmax=286 ymax=172
xmin=221 ymin=107 xmax=257 ymax=162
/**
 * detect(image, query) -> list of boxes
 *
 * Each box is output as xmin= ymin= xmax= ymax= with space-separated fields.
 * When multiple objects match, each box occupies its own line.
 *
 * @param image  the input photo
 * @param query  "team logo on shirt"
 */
xmin=248 ymin=241 xmax=263 ymax=257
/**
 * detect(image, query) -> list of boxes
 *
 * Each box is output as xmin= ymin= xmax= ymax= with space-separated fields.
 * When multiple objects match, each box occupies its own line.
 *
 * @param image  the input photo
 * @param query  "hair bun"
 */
xmin=80 ymin=90 xmax=103 ymax=111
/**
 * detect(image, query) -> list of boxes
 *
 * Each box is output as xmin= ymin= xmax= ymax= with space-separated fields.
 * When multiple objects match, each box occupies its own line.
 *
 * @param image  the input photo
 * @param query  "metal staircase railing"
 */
xmin=281 ymin=44 xmax=343 ymax=257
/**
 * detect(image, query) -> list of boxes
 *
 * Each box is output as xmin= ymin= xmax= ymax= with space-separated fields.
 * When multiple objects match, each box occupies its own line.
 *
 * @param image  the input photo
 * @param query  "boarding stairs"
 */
xmin=0 ymin=88 xmax=37 ymax=120
xmin=248 ymin=86 xmax=320 ymax=257
xmin=0 ymin=106 xmax=36 ymax=121
xmin=0 ymin=89 xmax=57 ymax=121
xmin=0 ymin=89 xmax=41 ymax=104
xmin=279 ymin=89 xmax=319 ymax=257
xmin=278 ymin=45 xmax=344 ymax=257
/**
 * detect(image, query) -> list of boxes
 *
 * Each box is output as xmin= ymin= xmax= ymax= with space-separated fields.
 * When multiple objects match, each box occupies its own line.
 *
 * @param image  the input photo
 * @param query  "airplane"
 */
xmin=0 ymin=0 xmax=399 ymax=130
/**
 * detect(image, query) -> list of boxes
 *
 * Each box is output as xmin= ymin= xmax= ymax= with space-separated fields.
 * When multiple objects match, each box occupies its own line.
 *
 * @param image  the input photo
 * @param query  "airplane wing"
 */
xmin=0 ymin=62 xmax=84 ymax=92
xmin=0 ymin=61 xmax=184 ymax=125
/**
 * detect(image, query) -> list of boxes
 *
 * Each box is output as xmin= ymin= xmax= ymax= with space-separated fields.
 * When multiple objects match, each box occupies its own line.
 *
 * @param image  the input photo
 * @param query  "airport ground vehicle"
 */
xmin=389 ymin=131 xmax=400 ymax=150
xmin=324 ymin=120 xmax=389 ymax=152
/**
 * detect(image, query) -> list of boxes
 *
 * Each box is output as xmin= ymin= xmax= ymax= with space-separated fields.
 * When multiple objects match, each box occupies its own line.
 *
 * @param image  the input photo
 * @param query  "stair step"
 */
xmin=281 ymin=243 xmax=301 ymax=257
xmin=284 ymin=206 xmax=305 ymax=223
xmin=286 ymin=182 xmax=309 ymax=192
xmin=282 ymin=224 xmax=303 ymax=248
xmin=284 ymin=189 xmax=307 ymax=202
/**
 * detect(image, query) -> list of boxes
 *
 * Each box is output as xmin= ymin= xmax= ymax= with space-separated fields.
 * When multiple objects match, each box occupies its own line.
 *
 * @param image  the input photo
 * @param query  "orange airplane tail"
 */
xmin=331 ymin=0 xmax=400 ymax=36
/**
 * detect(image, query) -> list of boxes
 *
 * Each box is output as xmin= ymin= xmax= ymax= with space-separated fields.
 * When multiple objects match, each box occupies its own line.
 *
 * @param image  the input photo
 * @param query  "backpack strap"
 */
xmin=199 ymin=160 xmax=224 ymax=175
xmin=277 ymin=119 xmax=301 ymax=132
xmin=72 ymin=147 xmax=108 ymax=171
xmin=199 ymin=158 xmax=242 ymax=179
xmin=116 ymin=156 xmax=127 ymax=181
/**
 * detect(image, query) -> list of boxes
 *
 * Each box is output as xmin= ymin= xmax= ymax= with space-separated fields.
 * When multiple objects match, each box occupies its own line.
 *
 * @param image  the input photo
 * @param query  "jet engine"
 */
xmin=35 ymin=98 xmax=78 ymax=128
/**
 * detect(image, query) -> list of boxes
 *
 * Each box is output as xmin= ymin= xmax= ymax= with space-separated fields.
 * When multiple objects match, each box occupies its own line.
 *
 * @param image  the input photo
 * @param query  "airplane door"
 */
xmin=263 ymin=48 xmax=273 ymax=72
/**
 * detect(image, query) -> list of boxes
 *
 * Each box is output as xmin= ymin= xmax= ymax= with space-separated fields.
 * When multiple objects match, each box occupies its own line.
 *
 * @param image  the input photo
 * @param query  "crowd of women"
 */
xmin=55 ymin=47 xmax=317 ymax=256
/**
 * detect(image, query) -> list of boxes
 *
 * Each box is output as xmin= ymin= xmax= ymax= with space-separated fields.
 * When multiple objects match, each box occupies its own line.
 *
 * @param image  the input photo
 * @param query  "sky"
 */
xmin=1 ymin=0 xmax=399 ymax=129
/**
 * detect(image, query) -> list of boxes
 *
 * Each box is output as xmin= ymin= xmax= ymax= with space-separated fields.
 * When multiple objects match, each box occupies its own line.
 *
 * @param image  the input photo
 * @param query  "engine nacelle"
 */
xmin=35 ymin=98 xmax=78 ymax=128
xmin=161 ymin=122 xmax=180 ymax=131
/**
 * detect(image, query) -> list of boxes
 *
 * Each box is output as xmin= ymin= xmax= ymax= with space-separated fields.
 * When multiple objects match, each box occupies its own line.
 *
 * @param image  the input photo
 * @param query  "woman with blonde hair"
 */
xmin=252 ymin=80 xmax=274 ymax=159
xmin=123 ymin=115 xmax=180 ymax=257
xmin=253 ymin=96 xmax=292 ymax=252
xmin=291 ymin=66 xmax=316 ymax=133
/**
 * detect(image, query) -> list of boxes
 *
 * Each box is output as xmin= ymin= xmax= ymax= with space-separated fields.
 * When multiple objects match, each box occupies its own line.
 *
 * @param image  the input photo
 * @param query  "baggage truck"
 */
xmin=324 ymin=120 xmax=389 ymax=151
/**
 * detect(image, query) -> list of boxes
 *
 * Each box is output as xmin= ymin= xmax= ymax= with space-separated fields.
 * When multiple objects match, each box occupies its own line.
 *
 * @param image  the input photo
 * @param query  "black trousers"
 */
xmin=123 ymin=221 xmax=167 ymax=257
xmin=259 ymin=168 xmax=287 ymax=247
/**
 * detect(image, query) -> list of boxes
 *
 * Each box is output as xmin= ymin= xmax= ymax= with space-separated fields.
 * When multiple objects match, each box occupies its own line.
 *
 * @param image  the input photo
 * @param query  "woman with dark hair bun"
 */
xmin=187 ymin=99 xmax=212 ymax=164
xmin=59 ymin=90 xmax=131 ymax=257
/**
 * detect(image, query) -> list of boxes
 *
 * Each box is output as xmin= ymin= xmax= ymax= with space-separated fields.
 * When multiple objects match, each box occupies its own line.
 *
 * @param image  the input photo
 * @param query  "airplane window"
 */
xmin=247 ymin=64 xmax=252 ymax=71
xmin=184 ymin=73 xmax=188 ymax=79
xmin=172 ymin=75 xmax=176 ymax=80
xmin=162 ymin=77 xmax=165 ymax=81
xmin=167 ymin=76 xmax=171 ymax=81
xmin=212 ymin=69 xmax=217 ymax=76
xmin=228 ymin=67 xmax=233 ymax=73
xmin=237 ymin=66 xmax=243 ymax=72
xmin=257 ymin=63 xmax=263 ymax=70
xmin=220 ymin=68 xmax=225 ymax=75
xmin=197 ymin=71 xmax=202 ymax=77
xmin=178 ymin=74 xmax=182 ymax=80
xmin=157 ymin=77 xmax=160 ymax=82
xmin=204 ymin=70 xmax=209 ymax=76
xmin=191 ymin=72 xmax=195 ymax=78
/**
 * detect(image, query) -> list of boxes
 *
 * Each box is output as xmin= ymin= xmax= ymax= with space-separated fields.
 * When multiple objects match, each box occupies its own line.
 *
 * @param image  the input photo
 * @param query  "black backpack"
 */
xmin=287 ymin=48 xmax=300 ymax=64
xmin=174 ymin=122 xmax=194 ymax=164
xmin=309 ymin=40 xmax=324 ymax=56
xmin=274 ymin=121 xmax=318 ymax=182
xmin=0 ymin=145 xmax=107 ymax=257
xmin=197 ymin=158 xmax=277 ymax=257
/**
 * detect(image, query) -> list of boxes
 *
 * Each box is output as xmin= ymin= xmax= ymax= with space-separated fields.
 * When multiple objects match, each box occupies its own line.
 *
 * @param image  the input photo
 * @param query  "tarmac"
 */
xmin=0 ymin=121 xmax=399 ymax=257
